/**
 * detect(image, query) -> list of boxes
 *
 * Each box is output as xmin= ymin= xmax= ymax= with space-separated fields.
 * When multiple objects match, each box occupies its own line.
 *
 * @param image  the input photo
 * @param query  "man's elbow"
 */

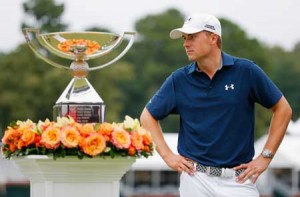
xmin=279 ymin=97 xmax=293 ymax=120
xmin=140 ymin=108 xmax=151 ymax=125
xmin=285 ymin=104 xmax=293 ymax=120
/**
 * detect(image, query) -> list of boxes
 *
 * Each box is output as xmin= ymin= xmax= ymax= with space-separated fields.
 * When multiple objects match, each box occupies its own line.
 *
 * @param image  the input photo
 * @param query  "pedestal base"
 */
xmin=13 ymin=155 xmax=135 ymax=197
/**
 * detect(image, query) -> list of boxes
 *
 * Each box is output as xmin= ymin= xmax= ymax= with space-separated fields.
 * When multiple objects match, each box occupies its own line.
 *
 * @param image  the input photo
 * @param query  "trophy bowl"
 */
xmin=38 ymin=32 xmax=121 ymax=60
xmin=23 ymin=28 xmax=135 ymax=123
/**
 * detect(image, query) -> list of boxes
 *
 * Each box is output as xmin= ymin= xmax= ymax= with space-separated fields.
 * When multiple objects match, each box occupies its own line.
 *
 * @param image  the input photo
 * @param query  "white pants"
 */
xmin=179 ymin=171 xmax=259 ymax=197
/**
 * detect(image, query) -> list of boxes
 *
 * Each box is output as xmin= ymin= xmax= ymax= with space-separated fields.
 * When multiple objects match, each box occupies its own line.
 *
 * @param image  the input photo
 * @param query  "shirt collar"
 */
xmin=187 ymin=51 xmax=235 ymax=74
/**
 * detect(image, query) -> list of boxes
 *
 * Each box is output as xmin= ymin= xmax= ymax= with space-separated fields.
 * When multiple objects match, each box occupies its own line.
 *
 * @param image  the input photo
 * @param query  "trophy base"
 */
xmin=53 ymin=103 xmax=105 ymax=123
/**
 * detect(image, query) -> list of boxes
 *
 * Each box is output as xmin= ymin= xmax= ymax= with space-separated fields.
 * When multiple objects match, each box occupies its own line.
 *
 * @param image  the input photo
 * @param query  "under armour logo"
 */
xmin=225 ymin=84 xmax=234 ymax=90
xmin=185 ymin=17 xmax=192 ymax=23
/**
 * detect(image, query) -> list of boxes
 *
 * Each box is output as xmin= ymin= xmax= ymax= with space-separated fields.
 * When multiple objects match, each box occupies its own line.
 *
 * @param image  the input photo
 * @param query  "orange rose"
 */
xmin=79 ymin=123 xmax=95 ymax=137
xmin=143 ymin=145 xmax=150 ymax=153
xmin=9 ymin=144 xmax=17 ymax=153
xmin=128 ymin=146 xmax=136 ymax=156
xmin=103 ymin=135 xmax=110 ymax=142
xmin=97 ymin=122 xmax=113 ymax=136
xmin=111 ymin=127 xmax=131 ymax=149
xmin=2 ymin=127 xmax=16 ymax=144
xmin=72 ymin=122 xmax=83 ymax=131
xmin=130 ymin=131 xmax=144 ymax=150
xmin=97 ymin=122 xmax=114 ymax=141
xmin=60 ymin=126 xmax=81 ymax=148
xmin=142 ymin=130 xmax=153 ymax=146
xmin=80 ymin=133 xmax=106 ymax=156
xmin=2 ymin=127 xmax=22 ymax=152
xmin=38 ymin=120 xmax=54 ymax=132
xmin=20 ymin=128 xmax=36 ymax=147
xmin=34 ymin=135 xmax=42 ymax=147
xmin=41 ymin=126 xmax=60 ymax=149
xmin=17 ymin=141 xmax=25 ymax=150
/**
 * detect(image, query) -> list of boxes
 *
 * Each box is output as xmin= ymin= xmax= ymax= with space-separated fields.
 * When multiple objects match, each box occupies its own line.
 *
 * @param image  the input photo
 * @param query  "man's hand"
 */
xmin=234 ymin=155 xmax=271 ymax=184
xmin=163 ymin=153 xmax=196 ymax=175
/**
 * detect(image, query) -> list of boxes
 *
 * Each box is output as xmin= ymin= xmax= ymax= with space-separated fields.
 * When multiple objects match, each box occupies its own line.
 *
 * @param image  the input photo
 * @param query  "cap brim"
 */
xmin=169 ymin=27 xmax=203 ymax=39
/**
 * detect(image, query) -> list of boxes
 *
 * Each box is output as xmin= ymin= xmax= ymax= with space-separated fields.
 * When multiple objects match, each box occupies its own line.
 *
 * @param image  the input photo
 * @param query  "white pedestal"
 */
xmin=13 ymin=155 xmax=135 ymax=197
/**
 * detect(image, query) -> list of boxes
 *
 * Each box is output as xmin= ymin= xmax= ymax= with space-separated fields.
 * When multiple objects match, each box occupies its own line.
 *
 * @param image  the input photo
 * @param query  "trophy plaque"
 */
xmin=23 ymin=28 xmax=135 ymax=123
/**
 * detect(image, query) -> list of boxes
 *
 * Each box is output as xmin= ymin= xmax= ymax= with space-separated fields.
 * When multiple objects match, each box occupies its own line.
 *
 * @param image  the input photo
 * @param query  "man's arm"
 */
xmin=140 ymin=108 xmax=195 ymax=175
xmin=235 ymin=96 xmax=292 ymax=183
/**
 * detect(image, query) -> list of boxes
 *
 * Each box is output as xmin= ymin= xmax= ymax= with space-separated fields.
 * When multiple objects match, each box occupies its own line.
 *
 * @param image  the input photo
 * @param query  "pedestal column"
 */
xmin=13 ymin=155 xmax=135 ymax=197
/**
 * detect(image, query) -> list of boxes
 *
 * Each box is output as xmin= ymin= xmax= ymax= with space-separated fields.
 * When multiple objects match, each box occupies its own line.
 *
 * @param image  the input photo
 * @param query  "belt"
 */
xmin=196 ymin=163 xmax=245 ymax=178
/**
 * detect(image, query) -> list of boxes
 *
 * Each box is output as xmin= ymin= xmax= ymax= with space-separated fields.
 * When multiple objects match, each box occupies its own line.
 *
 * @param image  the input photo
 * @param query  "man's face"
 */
xmin=182 ymin=31 xmax=216 ymax=61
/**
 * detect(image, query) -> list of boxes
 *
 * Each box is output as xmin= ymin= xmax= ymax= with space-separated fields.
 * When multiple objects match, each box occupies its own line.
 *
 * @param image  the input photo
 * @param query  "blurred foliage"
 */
xmin=22 ymin=0 xmax=67 ymax=32
xmin=268 ymin=45 xmax=300 ymax=120
xmin=1 ymin=3 xmax=299 ymax=140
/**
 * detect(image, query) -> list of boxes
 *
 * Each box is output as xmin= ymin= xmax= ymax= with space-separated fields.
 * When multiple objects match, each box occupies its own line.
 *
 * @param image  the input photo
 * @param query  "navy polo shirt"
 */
xmin=146 ymin=52 xmax=282 ymax=167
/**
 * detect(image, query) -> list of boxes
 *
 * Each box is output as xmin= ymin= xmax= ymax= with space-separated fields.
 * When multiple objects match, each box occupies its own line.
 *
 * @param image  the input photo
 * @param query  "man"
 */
xmin=140 ymin=13 xmax=292 ymax=196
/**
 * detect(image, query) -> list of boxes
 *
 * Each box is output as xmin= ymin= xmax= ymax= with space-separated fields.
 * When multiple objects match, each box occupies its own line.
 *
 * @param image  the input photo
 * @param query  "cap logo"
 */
xmin=185 ymin=17 xmax=193 ymax=23
xmin=204 ymin=24 xmax=215 ymax=30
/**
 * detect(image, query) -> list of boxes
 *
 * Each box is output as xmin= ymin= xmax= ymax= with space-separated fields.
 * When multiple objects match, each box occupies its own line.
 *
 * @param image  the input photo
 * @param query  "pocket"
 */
xmin=180 ymin=171 xmax=187 ymax=183
xmin=240 ymin=179 xmax=259 ymax=196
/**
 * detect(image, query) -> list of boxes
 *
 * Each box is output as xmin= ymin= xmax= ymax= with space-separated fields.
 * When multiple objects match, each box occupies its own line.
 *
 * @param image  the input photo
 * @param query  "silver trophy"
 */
xmin=23 ymin=28 xmax=135 ymax=123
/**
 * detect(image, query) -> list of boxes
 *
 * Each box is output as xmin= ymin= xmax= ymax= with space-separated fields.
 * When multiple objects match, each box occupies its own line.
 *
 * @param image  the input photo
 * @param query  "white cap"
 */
xmin=170 ymin=13 xmax=222 ymax=39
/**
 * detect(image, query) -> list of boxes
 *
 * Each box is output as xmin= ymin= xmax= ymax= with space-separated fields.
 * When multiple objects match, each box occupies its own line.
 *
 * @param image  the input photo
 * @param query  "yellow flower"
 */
xmin=111 ymin=127 xmax=131 ymax=149
xmin=56 ymin=116 xmax=75 ymax=127
xmin=60 ymin=126 xmax=80 ymax=148
xmin=16 ymin=119 xmax=35 ymax=129
xmin=80 ymin=133 xmax=106 ymax=156
xmin=37 ymin=119 xmax=52 ymax=134
xmin=123 ymin=115 xmax=140 ymax=131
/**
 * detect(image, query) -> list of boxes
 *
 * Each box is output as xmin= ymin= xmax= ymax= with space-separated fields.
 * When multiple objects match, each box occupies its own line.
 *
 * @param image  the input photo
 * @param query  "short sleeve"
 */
xmin=146 ymin=75 xmax=177 ymax=120
xmin=249 ymin=64 xmax=282 ymax=108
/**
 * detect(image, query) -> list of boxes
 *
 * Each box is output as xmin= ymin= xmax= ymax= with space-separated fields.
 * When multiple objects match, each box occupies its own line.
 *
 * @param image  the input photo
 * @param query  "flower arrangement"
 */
xmin=57 ymin=39 xmax=100 ymax=55
xmin=1 ymin=116 xmax=153 ymax=160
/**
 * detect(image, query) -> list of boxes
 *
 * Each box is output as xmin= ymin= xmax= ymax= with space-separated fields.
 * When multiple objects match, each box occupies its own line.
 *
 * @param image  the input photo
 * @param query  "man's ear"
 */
xmin=210 ymin=34 xmax=219 ymax=44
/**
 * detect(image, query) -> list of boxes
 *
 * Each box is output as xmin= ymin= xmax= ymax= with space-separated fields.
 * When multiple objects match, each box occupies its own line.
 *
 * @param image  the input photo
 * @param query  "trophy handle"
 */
xmin=88 ymin=32 xmax=135 ymax=71
xmin=23 ymin=28 xmax=71 ymax=70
